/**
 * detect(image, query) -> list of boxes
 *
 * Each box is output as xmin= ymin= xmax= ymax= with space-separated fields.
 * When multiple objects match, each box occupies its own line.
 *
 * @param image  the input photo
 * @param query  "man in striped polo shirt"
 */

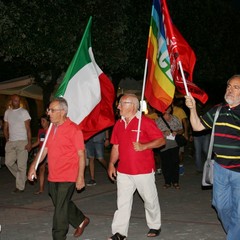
xmin=185 ymin=75 xmax=240 ymax=240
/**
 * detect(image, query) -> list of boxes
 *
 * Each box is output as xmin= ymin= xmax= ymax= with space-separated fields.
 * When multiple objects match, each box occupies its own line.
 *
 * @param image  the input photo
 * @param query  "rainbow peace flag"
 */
xmin=145 ymin=0 xmax=175 ymax=113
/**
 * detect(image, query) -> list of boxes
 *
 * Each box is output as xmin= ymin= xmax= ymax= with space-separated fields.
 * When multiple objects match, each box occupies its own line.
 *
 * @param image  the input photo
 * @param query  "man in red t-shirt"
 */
xmin=28 ymin=97 xmax=89 ymax=240
xmin=108 ymin=94 xmax=166 ymax=240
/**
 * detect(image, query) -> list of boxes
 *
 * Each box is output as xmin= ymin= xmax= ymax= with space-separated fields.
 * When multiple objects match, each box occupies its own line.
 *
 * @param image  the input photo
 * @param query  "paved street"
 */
xmin=0 ymin=144 xmax=226 ymax=240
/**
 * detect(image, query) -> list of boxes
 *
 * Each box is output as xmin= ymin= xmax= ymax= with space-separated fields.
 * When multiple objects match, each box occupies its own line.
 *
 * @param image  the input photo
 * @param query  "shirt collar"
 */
xmin=223 ymin=102 xmax=240 ymax=110
xmin=121 ymin=111 xmax=140 ymax=123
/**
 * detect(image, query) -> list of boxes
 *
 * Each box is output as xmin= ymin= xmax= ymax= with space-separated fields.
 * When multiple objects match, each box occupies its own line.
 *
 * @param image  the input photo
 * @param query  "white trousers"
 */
xmin=111 ymin=171 xmax=161 ymax=236
xmin=5 ymin=140 xmax=28 ymax=190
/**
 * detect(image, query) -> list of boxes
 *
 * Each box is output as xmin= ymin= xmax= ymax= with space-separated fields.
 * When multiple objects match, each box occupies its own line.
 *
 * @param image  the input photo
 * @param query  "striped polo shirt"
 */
xmin=201 ymin=103 xmax=240 ymax=172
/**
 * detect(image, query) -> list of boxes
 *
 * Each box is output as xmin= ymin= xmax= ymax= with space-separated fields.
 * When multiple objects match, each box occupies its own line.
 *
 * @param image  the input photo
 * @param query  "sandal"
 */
xmin=163 ymin=184 xmax=171 ymax=189
xmin=147 ymin=229 xmax=160 ymax=237
xmin=108 ymin=232 xmax=127 ymax=240
xmin=173 ymin=183 xmax=180 ymax=189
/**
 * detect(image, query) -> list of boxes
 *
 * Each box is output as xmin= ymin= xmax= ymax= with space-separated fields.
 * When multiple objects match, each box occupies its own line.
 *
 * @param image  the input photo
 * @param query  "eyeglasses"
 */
xmin=46 ymin=108 xmax=63 ymax=113
xmin=118 ymin=101 xmax=133 ymax=106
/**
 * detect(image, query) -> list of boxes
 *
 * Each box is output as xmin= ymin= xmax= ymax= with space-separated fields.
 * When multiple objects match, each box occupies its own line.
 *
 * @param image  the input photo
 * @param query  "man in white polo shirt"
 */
xmin=3 ymin=94 xmax=32 ymax=193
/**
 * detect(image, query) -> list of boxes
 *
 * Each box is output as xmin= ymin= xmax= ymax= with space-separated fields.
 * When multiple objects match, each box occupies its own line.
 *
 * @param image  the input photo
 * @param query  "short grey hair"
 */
xmin=52 ymin=97 xmax=68 ymax=114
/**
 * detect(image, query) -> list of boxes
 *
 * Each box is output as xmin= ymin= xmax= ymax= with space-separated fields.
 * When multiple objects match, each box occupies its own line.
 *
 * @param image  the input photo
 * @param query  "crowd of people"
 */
xmin=1 ymin=75 xmax=240 ymax=240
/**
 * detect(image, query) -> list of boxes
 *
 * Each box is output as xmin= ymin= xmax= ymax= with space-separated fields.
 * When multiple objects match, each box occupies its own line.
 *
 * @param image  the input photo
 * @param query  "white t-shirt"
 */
xmin=4 ymin=107 xmax=31 ymax=141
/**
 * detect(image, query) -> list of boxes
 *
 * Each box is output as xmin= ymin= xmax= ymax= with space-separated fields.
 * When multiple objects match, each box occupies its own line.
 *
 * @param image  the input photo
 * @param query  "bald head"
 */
xmin=11 ymin=95 xmax=21 ymax=109
xmin=117 ymin=93 xmax=139 ymax=119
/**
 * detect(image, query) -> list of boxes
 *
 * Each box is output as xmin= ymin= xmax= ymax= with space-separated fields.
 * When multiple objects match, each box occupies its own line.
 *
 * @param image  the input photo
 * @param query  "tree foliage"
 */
xmin=0 ymin=0 xmax=240 ymax=105
xmin=168 ymin=0 xmax=240 ymax=102
xmin=0 ymin=0 xmax=151 ymax=106
xmin=0 ymin=0 xmax=86 ymax=106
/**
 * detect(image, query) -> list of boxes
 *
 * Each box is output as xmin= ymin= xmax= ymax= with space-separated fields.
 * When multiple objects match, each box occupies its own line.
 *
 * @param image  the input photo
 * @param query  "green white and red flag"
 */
xmin=55 ymin=17 xmax=115 ymax=140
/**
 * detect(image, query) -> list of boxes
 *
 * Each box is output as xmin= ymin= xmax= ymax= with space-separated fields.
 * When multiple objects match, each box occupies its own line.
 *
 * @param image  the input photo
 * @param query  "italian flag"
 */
xmin=55 ymin=16 xmax=115 ymax=140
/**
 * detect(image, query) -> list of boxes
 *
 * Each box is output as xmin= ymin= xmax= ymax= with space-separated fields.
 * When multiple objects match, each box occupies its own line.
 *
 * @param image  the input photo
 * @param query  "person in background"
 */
xmin=145 ymin=104 xmax=158 ymax=120
xmin=172 ymin=98 xmax=189 ymax=176
xmin=190 ymin=102 xmax=211 ymax=173
xmin=185 ymin=75 xmax=240 ymax=239
xmin=145 ymin=104 xmax=162 ymax=175
xmin=108 ymin=93 xmax=165 ymax=239
xmin=28 ymin=97 xmax=89 ymax=240
xmin=85 ymin=129 xmax=110 ymax=186
xmin=31 ymin=114 xmax=50 ymax=194
xmin=3 ymin=94 xmax=32 ymax=193
xmin=192 ymin=129 xmax=211 ymax=173
xmin=156 ymin=105 xmax=183 ymax=189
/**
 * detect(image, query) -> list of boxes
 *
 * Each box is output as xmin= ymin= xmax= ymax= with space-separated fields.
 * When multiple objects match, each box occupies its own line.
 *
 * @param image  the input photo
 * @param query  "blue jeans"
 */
xmin=212 ymin=162 xmax=240 ymax=240
xmin=85 ymin=138 xmax=104 ymax=159
xmin=193 ymin=134 xmax=210 ymax=171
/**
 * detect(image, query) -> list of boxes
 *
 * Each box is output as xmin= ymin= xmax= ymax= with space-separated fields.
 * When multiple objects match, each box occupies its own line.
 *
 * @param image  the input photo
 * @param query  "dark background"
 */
xmin=0 ymin=0 xmax=240 ymax=106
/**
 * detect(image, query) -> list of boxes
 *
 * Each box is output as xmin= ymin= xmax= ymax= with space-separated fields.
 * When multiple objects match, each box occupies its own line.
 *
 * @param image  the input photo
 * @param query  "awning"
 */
xmin=0 ymin=76 xmax=43 ymax=100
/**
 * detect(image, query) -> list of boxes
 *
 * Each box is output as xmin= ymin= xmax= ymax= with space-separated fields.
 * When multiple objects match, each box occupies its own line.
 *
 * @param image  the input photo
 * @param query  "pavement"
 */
xmin=0 ymin=143 xmax=226 ymax=240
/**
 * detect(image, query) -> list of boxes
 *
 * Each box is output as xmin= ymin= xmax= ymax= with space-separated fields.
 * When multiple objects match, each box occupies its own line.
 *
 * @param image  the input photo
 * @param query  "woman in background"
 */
xmin=155 ymin=105 xmax=183 ymax=189
xmin=31 ymin=114 xmax=50 ymax=194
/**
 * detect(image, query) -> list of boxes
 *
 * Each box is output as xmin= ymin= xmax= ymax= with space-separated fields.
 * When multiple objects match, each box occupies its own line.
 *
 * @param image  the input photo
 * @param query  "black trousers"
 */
xmin=48 ymin=182 xmax=85 ymax=240
xmin=160 ymin=147 xmax=180 ymax=185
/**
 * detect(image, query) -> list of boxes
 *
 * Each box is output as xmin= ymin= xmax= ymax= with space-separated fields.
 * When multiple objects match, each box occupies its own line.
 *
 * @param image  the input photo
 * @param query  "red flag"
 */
xmin=170 ymin=26 xmax=196 ymax=82
xmin=161 ymin=0 xmax=208 ymax=103
xmin=175 ymin=77 xmax=208 ymax=104
xmin=79 ymin=71 xmax=115 ymax=141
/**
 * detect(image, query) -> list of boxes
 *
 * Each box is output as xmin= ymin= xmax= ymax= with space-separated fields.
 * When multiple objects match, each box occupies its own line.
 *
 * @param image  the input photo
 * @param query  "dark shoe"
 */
xmin=108 ymin=232 xmax=127 ymax=240
xmin=74 ymin=217 xmax=90 ymax=237
xmin=173 ymin=183 xmax=180 ymax=189
xmin=163 ymin=184 xmax=171 ymax=189
xmin=147 ymin=229 xmax=161 ymax=237
xmin=12 ymin=188 xmax=24 ymax=193
xmin=87 ymin=179 xmax=96 ymax=186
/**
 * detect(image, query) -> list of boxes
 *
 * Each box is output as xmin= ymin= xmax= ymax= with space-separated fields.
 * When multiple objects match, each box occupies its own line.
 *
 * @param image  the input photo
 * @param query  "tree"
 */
xmin=1 ymin=0 xmax=239 ymax=106
xmin=0 ymin=0 xmax=88 ymax=107
xmin=0 ymin=0 xmax=151 ymax=105
xmin=168 ymin=0 xmax=240 ymax=102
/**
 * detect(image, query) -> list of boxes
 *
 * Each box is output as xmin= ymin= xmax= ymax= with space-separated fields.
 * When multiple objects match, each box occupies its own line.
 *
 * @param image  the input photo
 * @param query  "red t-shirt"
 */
xmin=111 ymin=115 xmax=164 ymax=174
xmin=38 ymin=128 xmax=46 ymax=148
xmin=46 ymin=118 xmax=85 ymax=182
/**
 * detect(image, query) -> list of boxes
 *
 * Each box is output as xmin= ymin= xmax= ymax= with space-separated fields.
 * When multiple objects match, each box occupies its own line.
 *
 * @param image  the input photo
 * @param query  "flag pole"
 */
xmin=31 ymin=122 xmax=53 ymax=179
xmin=136 ymin=5 xmax=153 ymax=142
xmin=178 ymin=60 xmax=190 ymax=96
xmin=136 ymin=59 xmax=148 ymax=142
